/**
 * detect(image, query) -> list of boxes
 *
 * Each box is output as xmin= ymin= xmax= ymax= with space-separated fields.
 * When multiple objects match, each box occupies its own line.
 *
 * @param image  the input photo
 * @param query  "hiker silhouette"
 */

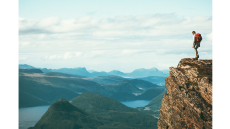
xmin=192 ymin=31 xmax=202 ymax=59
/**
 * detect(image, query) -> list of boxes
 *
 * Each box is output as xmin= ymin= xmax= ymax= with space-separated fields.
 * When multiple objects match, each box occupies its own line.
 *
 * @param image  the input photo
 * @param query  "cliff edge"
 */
xmin=157 ymin=58 xmax=212 ymax=129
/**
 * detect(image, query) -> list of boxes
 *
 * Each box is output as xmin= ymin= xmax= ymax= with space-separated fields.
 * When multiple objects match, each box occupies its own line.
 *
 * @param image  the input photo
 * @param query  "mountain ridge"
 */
xmin=19 ymin=69 xmax=166 ymax=108
xmin=29 ymin=93 xmax=159 ymax=129
xmin=19 ymin=64 xmax=169 ymax=78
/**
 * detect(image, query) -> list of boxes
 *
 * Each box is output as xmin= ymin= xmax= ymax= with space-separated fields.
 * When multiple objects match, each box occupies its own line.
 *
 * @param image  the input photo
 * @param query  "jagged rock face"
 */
xmin=157 ymin=58 xmax=212 ymax=129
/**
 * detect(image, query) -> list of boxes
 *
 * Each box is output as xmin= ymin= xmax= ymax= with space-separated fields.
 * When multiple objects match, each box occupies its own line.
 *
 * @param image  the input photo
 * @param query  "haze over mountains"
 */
xmin=19 ymin=64 xmax=169 ymax=78
xmin=19 ymin=64 xmax=168 ymax=129
xmin=19 ymin=68 xmax=165 ymax=108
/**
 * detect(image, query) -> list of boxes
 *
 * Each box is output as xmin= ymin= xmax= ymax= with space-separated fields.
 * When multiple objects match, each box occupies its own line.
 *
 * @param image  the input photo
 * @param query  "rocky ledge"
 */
xmin=157 ymin=58 xmax=212 ymax=129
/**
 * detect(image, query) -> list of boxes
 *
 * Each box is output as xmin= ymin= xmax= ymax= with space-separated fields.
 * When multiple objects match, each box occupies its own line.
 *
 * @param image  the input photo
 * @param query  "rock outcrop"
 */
xmin=158 ymin=58 xmax=212 ymax=129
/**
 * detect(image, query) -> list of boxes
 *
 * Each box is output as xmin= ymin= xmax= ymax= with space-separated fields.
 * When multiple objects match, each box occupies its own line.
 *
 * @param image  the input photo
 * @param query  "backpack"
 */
xmin=195 ymin=33 xmax=202 ymax=42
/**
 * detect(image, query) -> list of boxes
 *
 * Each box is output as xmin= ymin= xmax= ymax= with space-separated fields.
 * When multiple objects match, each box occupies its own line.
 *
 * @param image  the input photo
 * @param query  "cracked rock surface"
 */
xmin=157 ymin=58 xmax=212 ymax=129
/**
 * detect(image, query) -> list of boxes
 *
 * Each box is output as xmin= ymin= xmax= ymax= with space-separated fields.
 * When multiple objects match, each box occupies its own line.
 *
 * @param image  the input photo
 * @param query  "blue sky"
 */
xmin=19 ymin=0 xmax=212 ymax=72
xmin=19 ymin=0 xmax=212 ymax=19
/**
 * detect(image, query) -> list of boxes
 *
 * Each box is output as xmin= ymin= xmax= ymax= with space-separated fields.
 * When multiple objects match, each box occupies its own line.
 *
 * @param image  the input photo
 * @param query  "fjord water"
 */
xmin=19 ymin=100 xmax=151 ymax=129
xmin=19 ymin=105 xmax=50 ymax=129
xmin=120 ymin=100 xmax=151 ymax=108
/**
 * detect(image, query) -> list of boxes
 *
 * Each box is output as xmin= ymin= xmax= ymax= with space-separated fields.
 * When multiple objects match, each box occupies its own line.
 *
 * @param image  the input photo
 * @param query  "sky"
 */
xmin=19 ymin=0 xmax=212 ymax=72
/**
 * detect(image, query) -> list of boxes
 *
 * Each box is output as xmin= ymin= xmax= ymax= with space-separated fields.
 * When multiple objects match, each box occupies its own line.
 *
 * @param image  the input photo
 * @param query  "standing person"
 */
xmin=192 ymin=31 xmax=201 ymax=59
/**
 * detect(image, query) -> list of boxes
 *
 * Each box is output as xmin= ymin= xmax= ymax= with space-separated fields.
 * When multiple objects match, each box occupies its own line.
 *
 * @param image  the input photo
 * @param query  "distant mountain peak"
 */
xmin=88 ymin=70 xmax=96 ymax=73
xmin=58 ymin=98 xmax=68 ymax=102
xmin=150 ymin=67 xmax=158 ymax=70
xmin=49 ymin=98 xmax=87 ymax=114
xmin=74 ymin=67 xmax=87 ymax=70
xmin=110 ymin=70 xmax=121 ymax=72
xmin=133 ymin=67 xmax=159 ymax=71
xmin=19 ymin=64 xmax=36 ymax=69
xmin=70 ymin=92 xmax=138 ymax=112
xmin=108 ymin=70 xmax=126 ymax=76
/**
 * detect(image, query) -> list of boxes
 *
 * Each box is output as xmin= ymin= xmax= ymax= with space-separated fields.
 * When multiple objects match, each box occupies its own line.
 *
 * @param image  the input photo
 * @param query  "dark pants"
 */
xmin=193 ymin=42 xmax=200 ymax=49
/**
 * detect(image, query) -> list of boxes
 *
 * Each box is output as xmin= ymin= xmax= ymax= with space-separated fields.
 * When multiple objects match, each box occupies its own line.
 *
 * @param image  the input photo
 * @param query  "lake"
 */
xmin=19 ymin=100 xmax=151 ymax=129
xmin=120 ymin=100 xmax=151 ymax=108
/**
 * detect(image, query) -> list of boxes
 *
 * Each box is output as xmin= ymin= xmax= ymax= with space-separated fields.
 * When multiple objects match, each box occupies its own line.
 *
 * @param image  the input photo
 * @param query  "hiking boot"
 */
xmin=195 ymin=55 xmax=199 ymax=60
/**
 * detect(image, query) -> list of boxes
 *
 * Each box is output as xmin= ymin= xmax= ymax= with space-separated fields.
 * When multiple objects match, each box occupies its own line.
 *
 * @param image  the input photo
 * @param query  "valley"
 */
xmin=19 ymin=67 xmax=166 ymax=108
xmin=23 ymin=93 xmax=159 ymax=129
xmin=19 ymin=64 xmax=168 ymax=129
xmin=19 ymin=100 xmax=153 ymax=129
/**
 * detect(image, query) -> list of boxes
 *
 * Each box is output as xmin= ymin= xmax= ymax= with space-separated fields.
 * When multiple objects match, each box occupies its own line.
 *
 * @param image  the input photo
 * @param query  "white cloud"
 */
xmin=19 ymin=14 xmax=212 ymax=71
xmin=19 ymin=14 xmax=212 ymax=37
xmin=45 ymin=55 xmax=61 ymax=60
xmin=19 ymin=56 xmax=27 ymax=60
xmin=19 ymin=42 xmax=30 ymax=47
xmin=49 ymin=55 xmax=58 ymax=60
xmin=156 ymin=63 xmax=172 ymax=69
xmin=122 ymin=49 xmax=144 ymax=55
xmin=63 ymin=52 xmax=73 ymax=59
xmin=44 ymin=52 xmax=82 ymax=60
xmin=38 ymin=17 xmax=60 ymax=28
xmin=75 ymin=52 xmax=82 ymax=57
xmin=206 ymin=32 xmax=212 ymax=41
xmin=84 ymin=51 xmax=105 ymax=58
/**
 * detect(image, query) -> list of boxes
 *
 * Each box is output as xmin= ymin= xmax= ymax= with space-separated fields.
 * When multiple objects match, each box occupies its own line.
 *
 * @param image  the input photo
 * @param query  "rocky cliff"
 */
xmin=157 ymin=58 xmax=212 ymax=129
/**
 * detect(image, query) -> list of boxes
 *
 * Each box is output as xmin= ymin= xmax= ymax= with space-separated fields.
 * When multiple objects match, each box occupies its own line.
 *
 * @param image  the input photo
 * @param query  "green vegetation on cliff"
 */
xmin=83 ymin=75 xmax=124 ymax=84
xmin=30 ymin=95 xmax=158 ymax=129
xmin=70 ymin=92 xmax=138 ymax=113
xmin=19 ymin=76 xmax=79 ymax=108
xmin=137 ymin=76 xmax=165 ymax=86
xmin=70 ymin=92 xmax=158 ymax=128
xmin=110 ymin=92 xmax=137 ymax=101
xmin=137 ymin=87 xmax=166 ymax=100
xmin=101 ymin=79 xmax=143 ymax=94
xmin=29 ymin=99 xmax=106 ymax=129
xmin=130 ymin=79 xmax=160 ymax=90
xmin=146 ymin=89 xmax=167 ymax=111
